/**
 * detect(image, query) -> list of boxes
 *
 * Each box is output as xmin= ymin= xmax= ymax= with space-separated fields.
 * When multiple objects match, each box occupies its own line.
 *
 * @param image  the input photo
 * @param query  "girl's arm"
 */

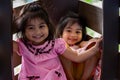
xmin=13 ymin=40 xmax=21 ymax=66
xmin=12 ymin=41 xmax=21 ymax=80
xmin=13 ymin=41 xmax=19 ymax=54
xmin=61 ymin=38 xmax=102 ymax=62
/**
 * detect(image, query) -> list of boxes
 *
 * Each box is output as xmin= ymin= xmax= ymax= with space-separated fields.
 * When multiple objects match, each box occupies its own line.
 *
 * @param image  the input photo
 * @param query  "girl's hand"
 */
xmin=85 ymin=42 xmax=96 ymax=50
xmin=86 ymin=37 xmax=102 ymax=51
xmin=62 ymin=37 xmax=102 ymax=62
xmin=89 ymin=37 xmax=102 ymax=42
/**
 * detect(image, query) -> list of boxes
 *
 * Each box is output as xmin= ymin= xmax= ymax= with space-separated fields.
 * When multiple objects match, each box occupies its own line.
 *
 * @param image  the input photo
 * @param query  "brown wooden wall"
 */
xmin=78 ymin=1 xmax=103 ymax=34
xmin=13 ymin=0 xmax=78 ymax=32
xmin=12 ymin=0 xmax=120 ymax=80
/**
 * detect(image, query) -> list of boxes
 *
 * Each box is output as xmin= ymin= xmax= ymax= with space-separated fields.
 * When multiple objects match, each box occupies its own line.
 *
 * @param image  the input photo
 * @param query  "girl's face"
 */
xmin=25 ymin=18 xmax=49 ymax=45
xmin=62 ymin=23 xmax=82 ymax=46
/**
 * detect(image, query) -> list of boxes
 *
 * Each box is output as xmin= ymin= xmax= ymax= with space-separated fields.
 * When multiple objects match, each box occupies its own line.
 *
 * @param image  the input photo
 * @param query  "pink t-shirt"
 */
xmin=17 ymin=38 xmax=67 ymax=80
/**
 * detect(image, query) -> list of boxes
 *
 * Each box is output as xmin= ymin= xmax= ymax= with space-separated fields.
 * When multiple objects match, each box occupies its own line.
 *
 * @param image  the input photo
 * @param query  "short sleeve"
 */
xmin=54 ymin=38 xmax=67 ymax=55
xmin=16 ymin=39 xmax=25 ymax=56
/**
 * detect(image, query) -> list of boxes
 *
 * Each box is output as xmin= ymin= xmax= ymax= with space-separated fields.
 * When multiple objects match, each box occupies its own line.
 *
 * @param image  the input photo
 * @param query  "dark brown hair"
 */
xmin=14 ymin=2 xmax=55 ymax=42
xmin=56 ymin=12 xmax=87 ymax=44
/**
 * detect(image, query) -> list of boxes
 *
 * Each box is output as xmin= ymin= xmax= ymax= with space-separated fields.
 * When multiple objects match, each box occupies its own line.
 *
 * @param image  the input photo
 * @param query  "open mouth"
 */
xmin=32 ymin=34 xmax=44 ymax=39
xmin=68 ymin=38 xmax=77 ymax=42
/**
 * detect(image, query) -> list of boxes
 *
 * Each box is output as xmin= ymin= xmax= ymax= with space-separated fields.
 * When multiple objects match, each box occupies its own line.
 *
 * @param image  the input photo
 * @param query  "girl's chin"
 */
xmin=32 ymin=41 xmax=44 ymax=45
xmin=68 ymin=43 xmax=75 ymax=46
xmin=32 ymin=43 xmax=41 ymax=45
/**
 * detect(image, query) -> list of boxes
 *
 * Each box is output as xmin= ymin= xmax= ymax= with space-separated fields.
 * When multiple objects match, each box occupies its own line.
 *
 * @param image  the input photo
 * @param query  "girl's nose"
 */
xmin=70 ymin=32 xmax=77 ymax=37
xmin=35 ymin=28 xmax=41 ymax=34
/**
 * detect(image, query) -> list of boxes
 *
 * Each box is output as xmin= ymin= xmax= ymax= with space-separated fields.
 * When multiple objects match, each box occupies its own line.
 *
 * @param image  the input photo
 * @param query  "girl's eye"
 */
xmin=39 ymin=25 xmax=45 ymax=28
xmin=39 ymin=24 xmax=47 ymax=29
xmin=27 ymin=26 xmax=34 ymax=30
xmin=66 ymin=29 xmax=71 ymax=32
xmin=76 ymin=31 xmax=82 ymax=34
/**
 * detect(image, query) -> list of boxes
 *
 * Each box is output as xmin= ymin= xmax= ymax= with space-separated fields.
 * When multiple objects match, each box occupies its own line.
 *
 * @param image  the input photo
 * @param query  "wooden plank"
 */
xmin=13 ymin=0 xmax=78 ymax=32
xmin=78 ymin=1 xmax=103 ymax=34
xmin=39 ymin=0 xmax=78 ymax=26
xmin=0 ymin=0 xmax=12 ymax=79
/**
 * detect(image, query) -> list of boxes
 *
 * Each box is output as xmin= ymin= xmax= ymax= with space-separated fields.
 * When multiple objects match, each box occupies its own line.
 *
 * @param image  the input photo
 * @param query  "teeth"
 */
xmin=33 ymin=35 xmax=43 ymax=38
xmin=36 ymin=36 xmax=41 ymax=38
xmin=69 ymin=39 xmax=75 ymax=41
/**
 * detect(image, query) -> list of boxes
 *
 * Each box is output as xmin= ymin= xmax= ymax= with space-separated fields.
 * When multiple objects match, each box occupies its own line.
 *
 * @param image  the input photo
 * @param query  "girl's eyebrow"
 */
xmin=65 ymin=26 xmax=82 ymax=30
xmin=40 ymin=22 xmax=46 ymax=25
xmin=77 ymin=28 xmax=82 ymax=30
xmin=27 ymin=22 xmax=46 ymax=26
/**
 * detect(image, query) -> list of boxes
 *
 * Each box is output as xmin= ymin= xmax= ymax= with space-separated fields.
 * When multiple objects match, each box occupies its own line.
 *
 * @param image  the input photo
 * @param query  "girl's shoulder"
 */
xmin=13 ymin=38 xmax=24 ymax=53
xmin=15 ymin=38 xmax=22 ymax=42
xmin=13 ymin=38 xmax=22 ymax=47
xmin=54 ymin=38 xmax=66 ymax=44
xmin=54 ymin=38 xmax=67 ymax=48
xmin=54 ymin=38 xmax=67 ymax=54
xmin=55 ymin=38 xmax=64 ymax=40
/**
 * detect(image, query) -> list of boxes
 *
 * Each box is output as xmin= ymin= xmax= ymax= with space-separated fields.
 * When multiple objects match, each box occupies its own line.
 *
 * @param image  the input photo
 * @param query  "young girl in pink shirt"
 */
xmin=56 ymin=12 xmax=101 ymax=80
xmin=13 ymin=2 xmax=102 ymax=80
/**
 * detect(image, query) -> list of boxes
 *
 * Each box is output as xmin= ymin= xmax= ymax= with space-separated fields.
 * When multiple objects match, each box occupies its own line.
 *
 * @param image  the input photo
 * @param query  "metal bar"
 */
xmin=102 ymin=0 xmax=119 ymax=79
xmin=0 ymin=0 xmax=12 ymax=80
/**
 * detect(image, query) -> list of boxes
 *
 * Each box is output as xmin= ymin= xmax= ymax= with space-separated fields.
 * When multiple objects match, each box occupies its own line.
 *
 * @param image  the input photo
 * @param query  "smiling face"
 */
xmin=25 ymin=18 xmax=49 ymax=45
xmin=62 ymin=22 xmax=82 ymax=46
